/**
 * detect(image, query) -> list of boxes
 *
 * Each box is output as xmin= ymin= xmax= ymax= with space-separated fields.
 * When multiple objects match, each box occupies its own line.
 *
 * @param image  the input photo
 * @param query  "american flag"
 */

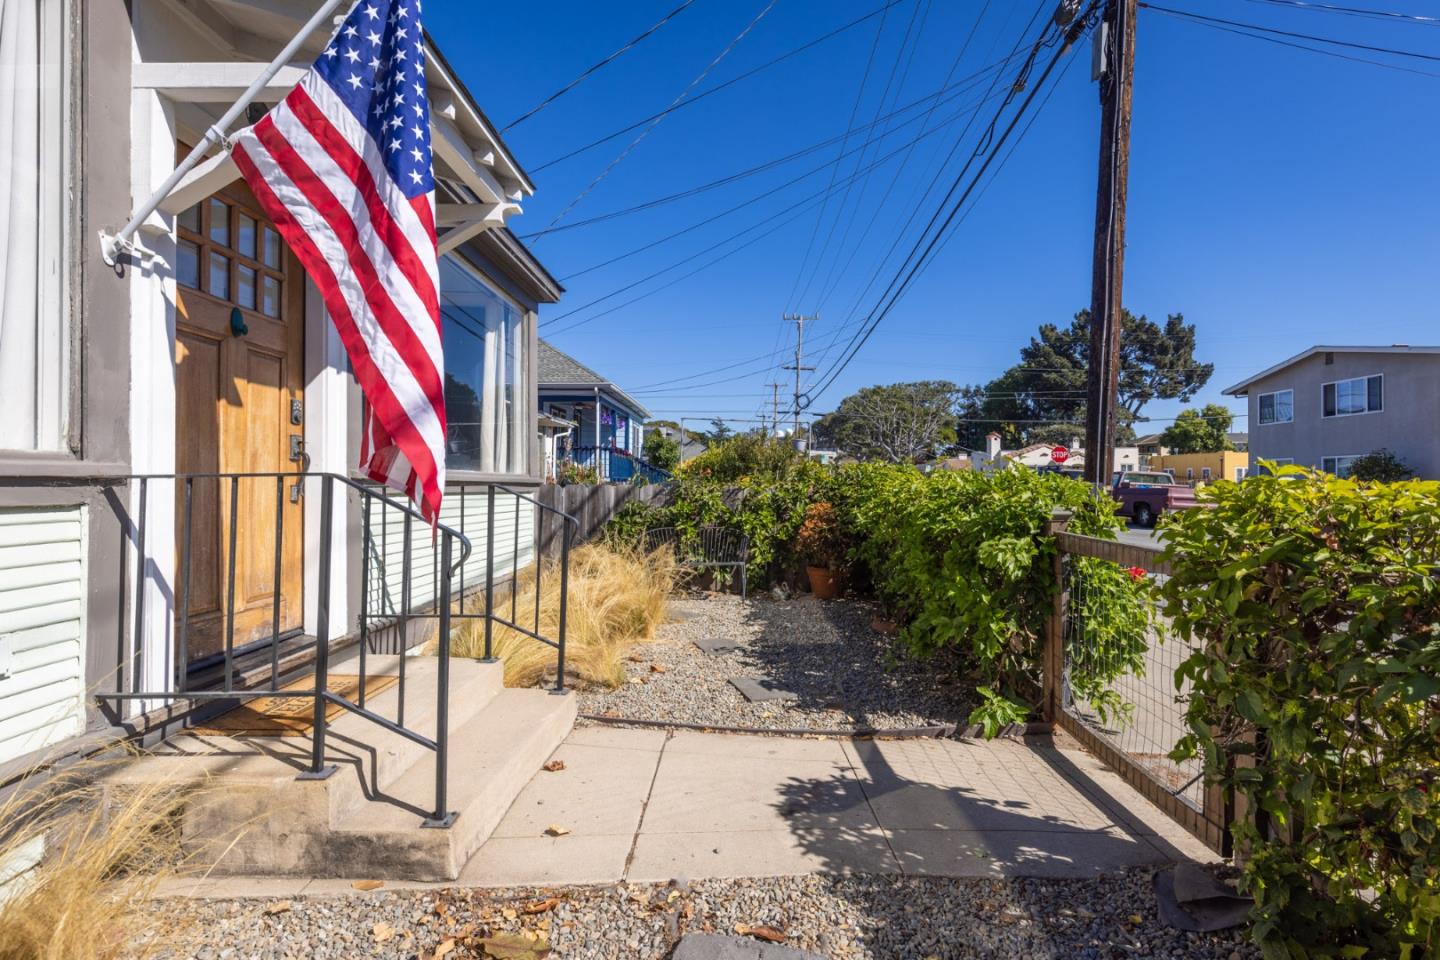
xmin=232 ymin=0 xmax=446 ymax=522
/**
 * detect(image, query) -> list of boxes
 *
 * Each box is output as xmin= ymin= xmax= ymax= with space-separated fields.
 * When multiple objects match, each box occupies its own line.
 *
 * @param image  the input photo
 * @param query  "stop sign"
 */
xmin=1051 ymin=445 xmax=1070 ymax=464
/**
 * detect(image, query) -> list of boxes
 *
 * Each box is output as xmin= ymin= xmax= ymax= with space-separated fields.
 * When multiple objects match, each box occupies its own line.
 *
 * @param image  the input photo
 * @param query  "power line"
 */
xmin=538 ymin=71 xmax=1028 ymax=331
xmin=532 ymin=0 xmax=909 ymax=173
xmin=500 ymin=0 xmax=700 ymax=133
xmin=807 ymin=8 xmax=1093 ymax=405
xmin=543 ymin=0 xmax=781 ymax=231
xmin=554 ymin=78 xmax=1018 ymax=282
xmin=1145 ymin=4 xmax=1440 ymax=77
xmin=1236 ymin=0 xmax=1440 ymax=26
xmin=517 ymin=50 xmax=1027 ymax=241
xmin=1141 ymin=3 xmax=1440 ymax=61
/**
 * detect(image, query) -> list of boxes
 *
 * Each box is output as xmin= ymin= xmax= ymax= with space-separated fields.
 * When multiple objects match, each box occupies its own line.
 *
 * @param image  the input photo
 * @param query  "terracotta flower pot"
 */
xmin=806 ymin=565 xmax=839 ymax=600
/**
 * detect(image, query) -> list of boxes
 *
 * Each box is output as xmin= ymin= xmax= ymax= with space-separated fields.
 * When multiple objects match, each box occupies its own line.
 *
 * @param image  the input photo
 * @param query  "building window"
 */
xmin=1322 ymin=375 xmax=1382 ymax=418
xmin=1321 ymin=455 xmax=1359 ymax=478
xmin=1257 ymin=389 xmax=1293 ymax=425
xmin=1186 ymin=467 xmax=1195 ymax=480
xmin=0 ymin=0 xmax=70 ymax=452
xmin=1234 ymin=467 xmax=1245 ymax=482
xmin=439 ymin=256 xmax=528 ymax=475
xmin=1201 ymin=467 xmax=1212 ymax=481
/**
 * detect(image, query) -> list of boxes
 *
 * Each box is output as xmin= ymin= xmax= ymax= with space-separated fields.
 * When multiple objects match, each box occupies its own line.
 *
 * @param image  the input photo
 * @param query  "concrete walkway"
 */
xmin=460 ymin=726 xmax=1215 ymax=887
xmin=157 ymin=726 xmax=1216 ymax=898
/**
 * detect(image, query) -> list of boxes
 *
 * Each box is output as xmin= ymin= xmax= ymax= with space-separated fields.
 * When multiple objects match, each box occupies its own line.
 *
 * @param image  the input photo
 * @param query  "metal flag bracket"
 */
xmin=99 ymin=0 xmax=350 ymax=268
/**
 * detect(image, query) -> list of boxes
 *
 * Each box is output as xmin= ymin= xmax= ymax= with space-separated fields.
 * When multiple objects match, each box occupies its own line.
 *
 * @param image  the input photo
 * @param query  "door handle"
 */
xmin=289 ymin=435 xmax=310 ymax=503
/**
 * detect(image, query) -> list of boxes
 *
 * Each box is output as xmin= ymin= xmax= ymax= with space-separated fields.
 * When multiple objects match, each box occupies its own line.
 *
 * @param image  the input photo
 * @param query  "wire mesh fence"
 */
xmin=1062 ymin=563 xmax=1205 ymax=810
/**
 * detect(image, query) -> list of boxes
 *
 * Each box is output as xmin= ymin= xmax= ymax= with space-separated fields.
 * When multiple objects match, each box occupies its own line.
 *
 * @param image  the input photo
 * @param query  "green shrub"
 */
xmin=605 ymin=436 xmax=829 ymax=587
xmin=829 ymin=463 xmax=1146 ymax=733
xmin=1160 ymin=464 xmax=1440 ymax=958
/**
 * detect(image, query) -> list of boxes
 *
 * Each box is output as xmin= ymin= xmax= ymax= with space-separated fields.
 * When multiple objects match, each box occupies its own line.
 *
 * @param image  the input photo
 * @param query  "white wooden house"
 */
xmin=0 ymin=1 xmax=573 ymax=872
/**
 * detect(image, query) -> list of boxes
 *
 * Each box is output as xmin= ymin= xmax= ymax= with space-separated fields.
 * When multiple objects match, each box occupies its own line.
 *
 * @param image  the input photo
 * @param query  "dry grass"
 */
xmin=451 ymin=542 xmax=676 ymax=689
xmin=0 ymin=756 xmax=202 ymax=960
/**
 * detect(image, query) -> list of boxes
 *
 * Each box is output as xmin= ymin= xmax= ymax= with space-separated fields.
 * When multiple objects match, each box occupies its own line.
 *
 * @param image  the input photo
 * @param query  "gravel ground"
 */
xmin=140 ymin=871 xmax=1256 ymax=960
xmin=575 ymin=594 xmax=976 ymax=732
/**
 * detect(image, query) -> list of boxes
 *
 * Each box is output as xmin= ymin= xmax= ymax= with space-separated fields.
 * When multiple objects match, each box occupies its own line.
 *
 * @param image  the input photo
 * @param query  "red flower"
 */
xmin=1126 ymin=566 xmax=1147 ymax=582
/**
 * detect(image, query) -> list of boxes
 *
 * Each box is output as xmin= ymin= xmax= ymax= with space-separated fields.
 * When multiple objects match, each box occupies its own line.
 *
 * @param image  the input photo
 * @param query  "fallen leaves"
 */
xmin=544 ymin=824 xmax=570 ymax=837
xmin=351 ymin=879 xmax=385 ymax=891
xmin=429 ymin=938 xmax=457 ymax=960
xmin=649 ymin=663 xmax=668 ymax=673
xmin=542 ymin=760 xmax=566 ymax=772
xmin=523 ymin=897 xmax=562 ymax=914
xmin=734 ymin=923 xmax=787 ymax=943
xmin=372 ymin=921 xmax=396 ymax=943
xmin=262 ymin=901 xmax=291 ymax=916
xmin=477 ymin=933 xmax=552 ymax=958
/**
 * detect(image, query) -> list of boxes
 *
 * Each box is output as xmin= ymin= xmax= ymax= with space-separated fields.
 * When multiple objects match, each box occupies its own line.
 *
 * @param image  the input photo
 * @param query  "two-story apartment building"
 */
xmin=1223 ymin=345 xmax=1440 ymax=479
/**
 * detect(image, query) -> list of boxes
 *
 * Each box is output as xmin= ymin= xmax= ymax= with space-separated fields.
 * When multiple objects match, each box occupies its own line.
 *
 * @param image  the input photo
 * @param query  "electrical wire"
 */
xmin=1141 ymin=4 xmax=1440 ymax=61
xmin=532 ymin=0 xmax=908 ymax=173
xmin=1236 ymin=0 xmax=1440 ymax=26
xmin=806 ymin=8 xmax=1092 ymax=406
xmin=1145 ymin=4 xmax=1440 ymax=77
xmin=542 ymin=0 xmax=781 ymax=232
xmin=501 ymin=0 xmax=701 ymax=133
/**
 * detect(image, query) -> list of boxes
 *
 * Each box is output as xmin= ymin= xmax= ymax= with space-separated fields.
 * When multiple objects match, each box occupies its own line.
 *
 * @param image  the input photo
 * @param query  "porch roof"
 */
xmin=537 ymin=342 xmax=651 ymax=420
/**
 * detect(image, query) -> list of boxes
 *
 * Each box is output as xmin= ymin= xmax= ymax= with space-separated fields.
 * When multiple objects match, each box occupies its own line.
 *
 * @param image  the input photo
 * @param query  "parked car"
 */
xmin=1111 ymin=471 xmax=1197 ymax=527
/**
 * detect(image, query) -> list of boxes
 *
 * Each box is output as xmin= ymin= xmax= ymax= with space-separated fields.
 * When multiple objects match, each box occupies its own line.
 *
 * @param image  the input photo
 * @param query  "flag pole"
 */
xmin=101 ymin=0 xmax=353 ymax=265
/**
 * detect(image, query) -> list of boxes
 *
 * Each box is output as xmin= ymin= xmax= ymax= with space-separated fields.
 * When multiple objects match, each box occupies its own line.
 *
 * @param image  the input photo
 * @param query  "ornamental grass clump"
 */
xmin=0 ymin=759 xmax=199 ymax=960
xmin=1161 ymin=464 xmax=1440 ymax=958
xmin=451 ymin=542 xmax=675 ymax=689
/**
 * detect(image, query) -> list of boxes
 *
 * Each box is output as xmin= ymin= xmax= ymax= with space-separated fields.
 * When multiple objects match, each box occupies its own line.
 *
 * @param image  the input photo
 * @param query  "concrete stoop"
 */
xmin=105 ymin=657 xmax=577 ymax=882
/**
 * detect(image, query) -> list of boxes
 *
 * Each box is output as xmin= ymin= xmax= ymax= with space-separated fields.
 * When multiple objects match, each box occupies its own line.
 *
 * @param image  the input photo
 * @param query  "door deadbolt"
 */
xmin=290 ymin=399 xmax=303 ymax=425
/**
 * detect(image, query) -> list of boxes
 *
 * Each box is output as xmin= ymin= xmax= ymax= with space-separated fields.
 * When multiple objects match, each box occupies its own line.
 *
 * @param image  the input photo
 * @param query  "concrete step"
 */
xmin=107 ymin=656 xmax=556 ymax=880
xmin=325 ymin=688 xmax=577 ymax=880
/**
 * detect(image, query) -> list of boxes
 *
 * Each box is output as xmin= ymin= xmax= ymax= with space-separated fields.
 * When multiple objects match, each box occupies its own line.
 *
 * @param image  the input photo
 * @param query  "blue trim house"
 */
xmin=538 ymin=341 xmax=661 ymax=482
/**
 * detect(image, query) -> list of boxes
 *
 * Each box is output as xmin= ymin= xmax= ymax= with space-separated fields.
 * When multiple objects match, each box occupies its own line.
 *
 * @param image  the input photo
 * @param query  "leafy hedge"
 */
xmin=828 ymin=462 xmax=1149 ymax=733
xmin=1161 ymin=465 xmax=1440 ymax=958
xmin=609 ymin=441 xmax=1150 ymax=733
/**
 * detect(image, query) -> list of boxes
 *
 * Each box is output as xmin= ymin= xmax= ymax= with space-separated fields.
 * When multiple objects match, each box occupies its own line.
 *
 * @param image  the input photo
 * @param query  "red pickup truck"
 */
xmin=1111 ymin=471 xmax=1198 ymax=527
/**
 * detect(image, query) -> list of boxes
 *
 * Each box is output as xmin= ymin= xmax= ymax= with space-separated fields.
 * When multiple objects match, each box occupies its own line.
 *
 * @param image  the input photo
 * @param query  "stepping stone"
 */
xmin=729 ymin=676 xmax=798 ymax=703
xmin=693 ymin=636 xmax=741 ymax=654
xmin=672 ymin=934 xmax=824 ymax=960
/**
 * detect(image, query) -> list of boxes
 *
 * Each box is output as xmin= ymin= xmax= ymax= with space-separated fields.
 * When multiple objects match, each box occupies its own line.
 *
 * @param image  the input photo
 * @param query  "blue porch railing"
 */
xmin=564 ymin=445 xmax=672 ymax=484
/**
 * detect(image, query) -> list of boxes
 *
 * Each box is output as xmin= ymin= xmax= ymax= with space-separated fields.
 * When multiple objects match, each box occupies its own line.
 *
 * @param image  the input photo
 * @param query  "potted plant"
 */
xmin=796 ymin=502 xmax=846 ymax=599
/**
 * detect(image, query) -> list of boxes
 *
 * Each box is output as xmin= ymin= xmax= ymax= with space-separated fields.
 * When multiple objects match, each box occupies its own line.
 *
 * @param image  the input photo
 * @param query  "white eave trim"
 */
xmin=1222 ymin=344 xmax=1440 ymax=396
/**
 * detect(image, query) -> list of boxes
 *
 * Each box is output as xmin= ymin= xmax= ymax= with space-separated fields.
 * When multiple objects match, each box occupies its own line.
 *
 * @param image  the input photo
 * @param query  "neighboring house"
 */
xmin=0 ymin=2 xmax=565 ymax=801
xmin=538 ymin=341 xmax=661 ymax=482
xmin=1134 ymin=434 xmax=1169 ymax=467
xmin=647 ymin=423 xmax=708 ymax=463
xmin=970 ymin=434 xmax=1139 ymax=474
xmin=1226 ymin=432 xmax=1249 ymax=452
xmin=1223 ymin=345 xmax=1440 ymax=478
xmin=1150 ymin=451 xmax=1251 ymax=485
xmin=538 ymin=412 xmax=577 ymax=483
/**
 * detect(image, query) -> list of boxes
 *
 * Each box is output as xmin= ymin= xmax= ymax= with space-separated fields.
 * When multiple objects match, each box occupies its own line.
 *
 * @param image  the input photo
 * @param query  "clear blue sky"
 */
xmin=427 ymin=0 xmax=1440 ymax=435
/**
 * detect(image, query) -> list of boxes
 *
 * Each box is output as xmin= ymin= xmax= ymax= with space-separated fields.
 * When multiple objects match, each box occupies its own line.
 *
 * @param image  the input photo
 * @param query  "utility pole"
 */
xmin=781 ymin=313 xmax=815 ymax=445
xmin=1082 ymin=0 xmax=1137 ymax=486
xmin=765 ymin=382 xmax=784 ymax=437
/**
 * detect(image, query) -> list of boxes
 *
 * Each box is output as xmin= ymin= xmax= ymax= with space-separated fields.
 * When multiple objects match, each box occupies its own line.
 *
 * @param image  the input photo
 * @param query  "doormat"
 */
xmin=188 ymin=674 xmax=399 ymax=738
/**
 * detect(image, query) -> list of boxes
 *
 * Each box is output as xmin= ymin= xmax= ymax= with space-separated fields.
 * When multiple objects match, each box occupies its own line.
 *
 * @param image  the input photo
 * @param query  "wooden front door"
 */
xmin=174 ymin=178 xmax=306 ymax=664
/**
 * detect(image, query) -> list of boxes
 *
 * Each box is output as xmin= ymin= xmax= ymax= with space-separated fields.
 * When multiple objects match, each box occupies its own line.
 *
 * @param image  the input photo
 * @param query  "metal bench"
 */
xmin=642 ymin=526 xmax=749 ymax=598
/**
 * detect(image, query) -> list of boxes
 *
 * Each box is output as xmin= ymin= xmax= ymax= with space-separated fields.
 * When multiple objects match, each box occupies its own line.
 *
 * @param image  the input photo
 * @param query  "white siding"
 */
xmin=364 ymin=486 xmax=535 ymax=629
xmin=0 ymin=506 xmax=86 ymax=766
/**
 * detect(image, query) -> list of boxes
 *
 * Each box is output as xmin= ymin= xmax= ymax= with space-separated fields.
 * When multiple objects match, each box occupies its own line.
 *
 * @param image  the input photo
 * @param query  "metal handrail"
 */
xmin=91 ymin=471 xmax=470 ymax=827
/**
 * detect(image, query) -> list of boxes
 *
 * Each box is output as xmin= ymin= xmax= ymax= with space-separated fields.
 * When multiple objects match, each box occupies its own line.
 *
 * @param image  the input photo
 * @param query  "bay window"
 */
xmin=439 ymin=256 xmax=529 ymax=475
xmin=0 ymin=0 xmax=69 ymax=452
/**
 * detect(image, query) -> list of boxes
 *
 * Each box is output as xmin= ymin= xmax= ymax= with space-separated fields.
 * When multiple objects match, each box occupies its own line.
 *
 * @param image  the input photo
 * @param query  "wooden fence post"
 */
xmin=1043 ymin=509 xmax=1073 ymax=726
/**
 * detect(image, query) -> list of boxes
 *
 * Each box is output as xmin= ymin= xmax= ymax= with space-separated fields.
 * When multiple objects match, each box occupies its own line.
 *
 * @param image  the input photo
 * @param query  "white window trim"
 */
xmin=1256 ymin=389 xmax=1293 ymax=426
xmin=1321 ymin=454 xmax=1361 ymax=478
xmin=1 ymin=0 xmax=73 ymax=453
xmin=1321 ymin=374 xmax=1383 ymax=419
xmin=441 ymin=252 xmax=532 ymax=480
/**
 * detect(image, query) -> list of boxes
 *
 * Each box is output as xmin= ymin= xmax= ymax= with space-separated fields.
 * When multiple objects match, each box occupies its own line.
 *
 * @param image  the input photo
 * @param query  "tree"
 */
xmin=642 ymin=431 xmax=680 ymax=472
xmin=1348 ymin=448 xmax=1414 ymax=482
xmin=812 ymin=381 xmax=959 ymax=463
xmin=705 ymin=418 xmax=733 ymax=443
xmin=1158 ymin=404 xmax=1234 ymax=454
xmin=971 ymin=309 xmax=1212 ymax=447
